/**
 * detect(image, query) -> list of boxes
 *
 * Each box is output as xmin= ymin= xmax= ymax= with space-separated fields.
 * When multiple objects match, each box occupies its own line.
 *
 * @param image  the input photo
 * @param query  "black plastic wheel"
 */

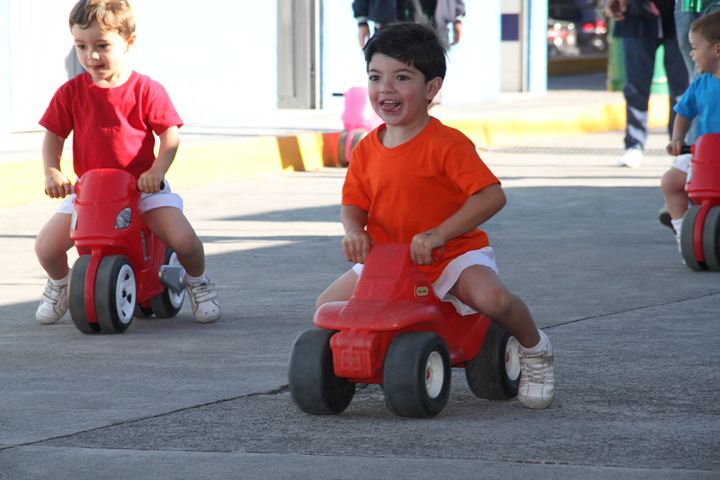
xmin=94 ymin=255 xmax=136 ymax=334
xmin=134 ymin=304 xmax=154 ymax=318
xmin=680 ymin=206 xmax=707 ymax=271
xmin=382 ymin=332 xmax=451 ymax=418
xmin=288 ymin=329 xmax=356 ymax=415
xmin=337 ymin=129 xmax=365 ymax=167
xmin=464 ymin=322 xmax=520 ymax=400
xmin=702 ymin=206 xmax=720 ymax=271
xmin=149 ymin=247 xmax=185 ymax=318
xmin=68 ymin=255 xmax=100 ymax=334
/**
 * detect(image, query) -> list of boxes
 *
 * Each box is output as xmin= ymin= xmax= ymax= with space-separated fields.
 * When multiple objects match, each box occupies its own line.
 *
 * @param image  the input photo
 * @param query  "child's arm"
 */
xmin=341 ymin=204 xmax=372 ymax=263
xmin=411 ymin=183 xmax=506 ymax=265
xmin=137 ymin=126 xmax=180 ymax=193
xmin=667 ymin=114 xmax=691 ymax=156
xmin=42 ymin=131 xmax=71 ymax=198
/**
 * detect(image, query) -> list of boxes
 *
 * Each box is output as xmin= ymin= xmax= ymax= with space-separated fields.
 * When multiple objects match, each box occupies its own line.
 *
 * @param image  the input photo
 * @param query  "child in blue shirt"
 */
xmin=662 ymin=11 xmax=720 ymax=246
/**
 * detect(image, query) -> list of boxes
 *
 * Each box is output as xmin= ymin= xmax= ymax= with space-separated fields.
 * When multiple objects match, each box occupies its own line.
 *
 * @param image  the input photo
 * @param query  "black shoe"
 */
xmin=658 ymin=206 xmax=675 ymax=234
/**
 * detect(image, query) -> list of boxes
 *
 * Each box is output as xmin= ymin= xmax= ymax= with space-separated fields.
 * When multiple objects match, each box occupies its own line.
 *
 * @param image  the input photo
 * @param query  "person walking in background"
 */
xmin=353 ymin=0 xmax=465 ymax=49
xmin=605 ymin=0 xmax=688 ymax=168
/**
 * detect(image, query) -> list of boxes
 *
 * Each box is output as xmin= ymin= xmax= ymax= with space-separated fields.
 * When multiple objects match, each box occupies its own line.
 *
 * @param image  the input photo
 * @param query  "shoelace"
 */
xmin=520 ymin=353 xmax=554 ymax=383
xmin=42 ymin=282 xmax=66 ymax=306
xmin=188 ymin=282 xmax=217 ymax=304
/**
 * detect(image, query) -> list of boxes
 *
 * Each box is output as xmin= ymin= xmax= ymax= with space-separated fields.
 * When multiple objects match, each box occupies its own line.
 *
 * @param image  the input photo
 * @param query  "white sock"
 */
xmin=49 ymin=272 xmax=70 ymax=286
xmin=521 ymin=330 xmax=549 ymax=354
xmin=185 ymin=272 xmax=208 ymax=286
xmin=671 ymin=218 xmax=683 ymax=238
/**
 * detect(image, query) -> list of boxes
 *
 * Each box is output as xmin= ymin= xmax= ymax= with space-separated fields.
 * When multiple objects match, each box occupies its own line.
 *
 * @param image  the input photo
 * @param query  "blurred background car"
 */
xmin=548 ymin=0 xmax=608 ymax=57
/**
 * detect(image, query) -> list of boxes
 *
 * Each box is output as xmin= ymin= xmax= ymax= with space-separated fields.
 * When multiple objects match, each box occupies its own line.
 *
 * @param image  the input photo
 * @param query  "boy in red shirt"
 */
xmin=316 ymin=22 xmax=554 ymax=409
xmin=34 ymin=0 xmax=221 ymax=325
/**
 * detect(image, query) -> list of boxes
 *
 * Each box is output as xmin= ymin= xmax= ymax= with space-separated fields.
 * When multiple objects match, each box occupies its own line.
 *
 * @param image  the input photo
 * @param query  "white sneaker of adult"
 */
xmin=35 ymin=280 xmax=69 ymax=325
xmin=617 ymin=148 xmax=643 ymax=168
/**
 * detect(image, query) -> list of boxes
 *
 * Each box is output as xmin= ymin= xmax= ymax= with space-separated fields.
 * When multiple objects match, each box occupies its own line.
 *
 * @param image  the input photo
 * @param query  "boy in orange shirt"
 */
xmin=316 ymin=22 xmax=554 ymax=409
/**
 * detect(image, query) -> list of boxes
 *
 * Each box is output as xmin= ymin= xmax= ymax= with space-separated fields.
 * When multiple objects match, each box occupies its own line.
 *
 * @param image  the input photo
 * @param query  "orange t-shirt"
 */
xmin=342 ymin=117 xmax=500 ymax=282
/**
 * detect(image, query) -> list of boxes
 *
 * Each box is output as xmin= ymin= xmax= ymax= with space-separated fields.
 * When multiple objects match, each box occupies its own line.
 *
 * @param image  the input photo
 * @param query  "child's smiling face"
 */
xmin=689 ymin=30 xmax=720 ymax=76
xmin=367 ymin=53 xmax=441 ymax=128
xmin=71 ymin=21 xmax=135 ymax=87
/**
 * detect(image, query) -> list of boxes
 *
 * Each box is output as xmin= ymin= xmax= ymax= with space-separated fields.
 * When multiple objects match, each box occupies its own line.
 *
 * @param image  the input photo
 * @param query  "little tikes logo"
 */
xmin=415 ymin=285 xmax=429 ymax=297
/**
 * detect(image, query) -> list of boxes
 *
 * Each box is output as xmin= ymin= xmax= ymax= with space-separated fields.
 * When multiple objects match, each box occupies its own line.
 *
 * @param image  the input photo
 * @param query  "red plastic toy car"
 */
xmin=680 ymin=133 xmax=720 ymax=270
xmin=68 ymin=168 xmax=185 ymax=334
xmin=288 ymin=243 xmax=520 ymax=418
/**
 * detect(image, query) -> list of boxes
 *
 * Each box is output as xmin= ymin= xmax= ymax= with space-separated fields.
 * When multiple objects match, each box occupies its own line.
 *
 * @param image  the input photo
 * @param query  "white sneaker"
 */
xmin=35 ymin=280 xmax=69 ymax=325
xmin=617 ymin=148 xmax=643 ymax=168
xmin=518 ymin=334 xmax=555 ymax=409
xmin=186 ymin=278 xmax=221 ymax=323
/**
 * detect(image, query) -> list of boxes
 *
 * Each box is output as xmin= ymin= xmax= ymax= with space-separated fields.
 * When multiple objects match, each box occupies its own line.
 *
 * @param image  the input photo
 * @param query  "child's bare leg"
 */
xmin=450 ymin=265 xmax=539 ymax=348
xmin=142 ymin=207 xmax=220 ymax=323
xmin=661 ymin=168 xmax=689 ymax=220
xmin=450 ymin=265 xmax=554 ymax=409
xmin=34 ymin=213 xmax=74 ymax=324
xmin=141 ymin=207 xmax=205 ymax=276
xmin=316 ymin=269 xmax=358 ymax=309
xmin=35 ymin=213 xmax=74 ymax=279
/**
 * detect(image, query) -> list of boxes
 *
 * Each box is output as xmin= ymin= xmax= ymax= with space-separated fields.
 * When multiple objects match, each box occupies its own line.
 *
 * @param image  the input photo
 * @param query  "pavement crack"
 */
xmin=0 ymin=385 xmax=289 ymax=452
xmin=545 ymin=290 xmax=720 ymax=329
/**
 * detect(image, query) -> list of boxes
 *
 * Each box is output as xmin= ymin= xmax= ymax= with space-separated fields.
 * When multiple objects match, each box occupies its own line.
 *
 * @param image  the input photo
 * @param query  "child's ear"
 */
xmin=425 ymin=77 xmax=443 ymax=100
xmin=126 ymin=33 xmax=136 ymax=50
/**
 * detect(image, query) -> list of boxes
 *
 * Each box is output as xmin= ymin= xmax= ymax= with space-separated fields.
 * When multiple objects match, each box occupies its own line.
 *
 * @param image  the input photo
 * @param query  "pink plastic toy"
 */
xmin=288 ymin=244 xmax=520 ymax=418
xmin=335 ymin=86 xmax=382 ymax=167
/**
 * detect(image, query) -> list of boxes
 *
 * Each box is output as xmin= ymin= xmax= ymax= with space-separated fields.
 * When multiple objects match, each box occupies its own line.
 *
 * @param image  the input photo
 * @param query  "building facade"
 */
xmin=0 ymin=0 xmax=547 ymax=134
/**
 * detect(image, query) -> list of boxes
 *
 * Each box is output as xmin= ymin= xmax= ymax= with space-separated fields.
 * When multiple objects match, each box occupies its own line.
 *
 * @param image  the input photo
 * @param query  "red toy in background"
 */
xmin=68 ymin=168 xmax=185 ymax=334
xmin=334 ymin=86 xmax=382 ymax=167
xmin=288 ymin=243 xmax=520 ymax=418
xmin=680 ymin=133 xmax=720 ymax=270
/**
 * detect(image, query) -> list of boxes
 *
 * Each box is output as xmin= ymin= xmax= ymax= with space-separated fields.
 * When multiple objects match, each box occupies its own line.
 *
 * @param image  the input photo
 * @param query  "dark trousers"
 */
xmin=622 ymin=36 xmax=688 ymax=150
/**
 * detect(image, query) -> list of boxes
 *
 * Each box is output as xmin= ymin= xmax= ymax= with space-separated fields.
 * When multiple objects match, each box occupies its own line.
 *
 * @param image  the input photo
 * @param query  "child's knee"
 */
xmin=465 ymin=283 xmax=512 ymax=318
xmin=169 ymin=231 xmax=203 ymax=258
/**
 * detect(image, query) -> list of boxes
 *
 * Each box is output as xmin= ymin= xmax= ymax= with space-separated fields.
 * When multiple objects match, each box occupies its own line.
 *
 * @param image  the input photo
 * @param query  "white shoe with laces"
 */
xmin=617 ymin=148 xmax=643 ymax=168
xmin=518 ymin=332 xmax=555 ymax=409
xmin=186 ymin=277 xmax=221 ymax=323
xmin=35 ymin=280 xmax=69 ymax=325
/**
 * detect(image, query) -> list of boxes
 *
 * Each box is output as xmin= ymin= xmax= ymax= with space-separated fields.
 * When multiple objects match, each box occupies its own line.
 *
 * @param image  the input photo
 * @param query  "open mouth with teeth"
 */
xmin=379 ymin=100 xmax=402 ymax=112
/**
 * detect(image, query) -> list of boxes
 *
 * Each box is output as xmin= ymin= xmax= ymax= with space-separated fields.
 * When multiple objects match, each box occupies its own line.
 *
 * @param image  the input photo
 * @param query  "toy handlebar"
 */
xmin=680 ymin=145 xmax=692 ymax=155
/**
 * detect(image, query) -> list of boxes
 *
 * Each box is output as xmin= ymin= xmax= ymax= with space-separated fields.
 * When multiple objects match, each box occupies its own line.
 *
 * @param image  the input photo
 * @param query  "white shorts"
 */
xmin=671 ymin=153 xmax=691 ymax=174
xmin=352 ymin=246 xmax=499 ymax=316
xmin=56 ymin=180 xmax=183 ymax=215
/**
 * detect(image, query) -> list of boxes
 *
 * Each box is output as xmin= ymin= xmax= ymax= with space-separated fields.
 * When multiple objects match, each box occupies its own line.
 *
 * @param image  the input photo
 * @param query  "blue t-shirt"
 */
xmin=674 ymin=73 xmax=720 ymax=137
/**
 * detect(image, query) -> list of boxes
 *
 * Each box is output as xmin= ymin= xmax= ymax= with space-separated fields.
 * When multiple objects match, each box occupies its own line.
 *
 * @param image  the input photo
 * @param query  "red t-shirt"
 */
xmin=39 ymin=71 xmax=183 ymax=178
xmin=342 ymin=117 xmax=500 ymax=282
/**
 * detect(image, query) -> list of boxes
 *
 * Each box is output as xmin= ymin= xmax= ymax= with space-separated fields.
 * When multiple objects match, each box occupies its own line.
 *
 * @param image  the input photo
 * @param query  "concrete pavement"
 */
xmin=1 ymin=121 xmax=718 ymax=479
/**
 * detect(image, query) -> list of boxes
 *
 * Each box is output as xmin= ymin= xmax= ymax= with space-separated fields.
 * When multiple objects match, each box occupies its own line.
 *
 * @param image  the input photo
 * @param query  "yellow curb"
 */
xmin=0 ymin=133 xmax=327 ymax=208
xmin=446 ymin=95 xmax=669 ymax=148
xmin=0 ymin=96 xmax=672 ymax=208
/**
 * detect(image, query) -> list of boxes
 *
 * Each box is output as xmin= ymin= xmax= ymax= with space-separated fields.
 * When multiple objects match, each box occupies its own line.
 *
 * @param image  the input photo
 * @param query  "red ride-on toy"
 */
xmin=288 ymin=244 xmax=520 ymax=418
xmin=68 ymin=168 xmax=185 ymax=334
xmin=333 ymin=87 xmax=382 ymax=167
xmin=680 ymin=134 xmax=720 ymax=270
